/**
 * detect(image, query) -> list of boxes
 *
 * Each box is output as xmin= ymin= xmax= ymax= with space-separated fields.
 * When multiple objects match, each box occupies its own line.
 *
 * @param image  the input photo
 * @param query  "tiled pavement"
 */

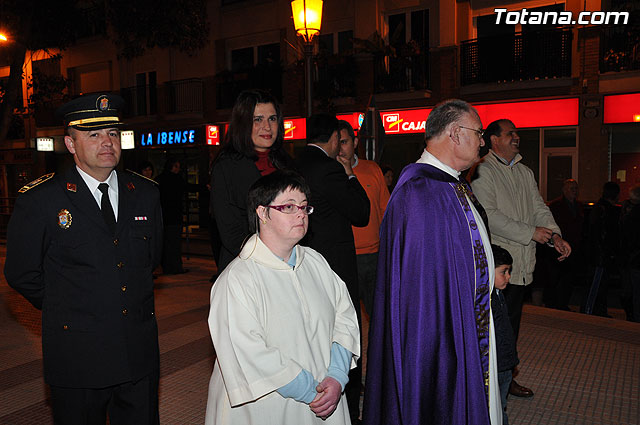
xmin=0 ymin=248 xmax=638 ymax=424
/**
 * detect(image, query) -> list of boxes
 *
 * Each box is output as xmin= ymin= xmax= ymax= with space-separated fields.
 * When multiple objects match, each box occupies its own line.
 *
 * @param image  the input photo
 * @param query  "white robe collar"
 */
xmin=238 ymin=234 xmax=305 ymax=270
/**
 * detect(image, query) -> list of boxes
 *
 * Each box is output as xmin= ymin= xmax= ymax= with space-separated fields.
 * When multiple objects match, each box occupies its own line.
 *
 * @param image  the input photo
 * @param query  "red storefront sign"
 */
xmin=381 ymin=98 xmax=580 ymax=135
xmin=206 ymin=125 xmax=220 ymax=145
xmin=603 ymin=93 xmax=640 ymax=123
xmin=284 ymin=118 xmax=307 ymax=140
xmin=337 ymin=112 xmax=365 ymax=132
xmin=381 ymin=109 xmax=432 ymax=134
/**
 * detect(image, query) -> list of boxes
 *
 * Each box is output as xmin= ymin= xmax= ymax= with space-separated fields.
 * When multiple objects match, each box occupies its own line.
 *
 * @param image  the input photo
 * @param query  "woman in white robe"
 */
xmin=205 ymin=170 xmax=360 ymax=425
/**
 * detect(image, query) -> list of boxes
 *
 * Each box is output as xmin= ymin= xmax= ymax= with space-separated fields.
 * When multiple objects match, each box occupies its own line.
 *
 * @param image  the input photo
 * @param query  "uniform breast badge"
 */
xmin=66 ymin=183 xmax=77 ymax=192
xmin=57 ymin=209 xmax=72 ymax=229
xmin=127 ymin=182 xmax=135 ymax=191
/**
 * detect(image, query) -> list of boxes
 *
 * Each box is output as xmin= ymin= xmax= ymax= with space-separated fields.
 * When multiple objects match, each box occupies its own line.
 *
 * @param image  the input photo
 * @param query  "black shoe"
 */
xmin=509 ymin=380 xmax=534 ymax=398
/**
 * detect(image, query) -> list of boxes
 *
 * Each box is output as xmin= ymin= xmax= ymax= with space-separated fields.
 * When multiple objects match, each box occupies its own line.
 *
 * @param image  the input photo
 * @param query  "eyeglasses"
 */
xmin=459 ymin=126 xmax=485 ymax=139
xmin=266 ymin=204 xmax=314 ymax=215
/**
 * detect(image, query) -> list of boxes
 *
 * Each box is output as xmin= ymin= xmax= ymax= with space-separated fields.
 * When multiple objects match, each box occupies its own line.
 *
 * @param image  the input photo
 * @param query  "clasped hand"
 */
xmin=309 ymin=376 xmax=342 ymax=419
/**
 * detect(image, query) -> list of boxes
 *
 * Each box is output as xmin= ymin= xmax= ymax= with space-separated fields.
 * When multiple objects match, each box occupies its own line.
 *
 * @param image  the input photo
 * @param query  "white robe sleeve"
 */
xmin=208 ymin=269 xmax=302 ymax=407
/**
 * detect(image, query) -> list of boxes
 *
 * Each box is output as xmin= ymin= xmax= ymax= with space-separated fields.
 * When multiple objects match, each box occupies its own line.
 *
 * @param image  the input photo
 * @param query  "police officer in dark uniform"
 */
xmin=4 ymin=93 xmax=163 ymax=424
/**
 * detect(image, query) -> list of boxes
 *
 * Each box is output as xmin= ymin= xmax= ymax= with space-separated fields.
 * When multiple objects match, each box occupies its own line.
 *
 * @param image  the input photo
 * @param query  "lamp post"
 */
xmin=291 ymin=0 xmax=323 ymax=117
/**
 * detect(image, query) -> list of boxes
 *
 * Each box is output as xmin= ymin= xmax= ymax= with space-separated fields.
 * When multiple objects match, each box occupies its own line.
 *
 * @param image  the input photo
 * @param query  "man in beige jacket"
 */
xmin=470 ymin=118 xmax=571 ymax=399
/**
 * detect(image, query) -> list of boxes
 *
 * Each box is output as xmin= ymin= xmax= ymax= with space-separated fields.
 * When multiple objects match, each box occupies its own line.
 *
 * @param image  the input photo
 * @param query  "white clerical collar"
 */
xmin=416 ymin=149 xmax=460 ymax=180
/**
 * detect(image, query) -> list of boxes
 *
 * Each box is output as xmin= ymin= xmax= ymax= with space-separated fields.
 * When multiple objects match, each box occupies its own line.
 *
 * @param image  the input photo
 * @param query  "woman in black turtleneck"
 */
xmin=210 ymin=89 xmax=292 ymax=273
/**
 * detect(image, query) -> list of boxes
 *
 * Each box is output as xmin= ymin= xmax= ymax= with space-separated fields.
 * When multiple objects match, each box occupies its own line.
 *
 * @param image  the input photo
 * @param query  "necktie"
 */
xmin=98 ymin=183 xmax=116 ymax=234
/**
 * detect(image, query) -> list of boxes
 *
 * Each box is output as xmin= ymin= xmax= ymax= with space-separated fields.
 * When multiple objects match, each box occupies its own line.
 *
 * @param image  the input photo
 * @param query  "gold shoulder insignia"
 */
xmin=126 ymin=169 xmax=158 ymax=185
xmin=19 ymin=173 xmax=55 ymax=193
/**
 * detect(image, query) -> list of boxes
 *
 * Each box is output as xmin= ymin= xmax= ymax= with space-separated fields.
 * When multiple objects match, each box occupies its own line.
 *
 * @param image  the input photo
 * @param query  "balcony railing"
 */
xmin=374 ymin=52 xmax=430 ymax=93
xmin=600 ymin=25 xmax=640 ymax=73
xmin=461 ymin=28 xmax=572 ymax=85
xmin=121 ymin=78 xmax=203 ymax=118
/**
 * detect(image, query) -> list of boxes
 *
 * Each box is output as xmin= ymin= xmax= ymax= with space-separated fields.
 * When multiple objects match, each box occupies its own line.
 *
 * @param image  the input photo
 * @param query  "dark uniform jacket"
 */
xmin=295 ymin=145 xmax=370 ymax=298
xmin=4 ymin=167 xmax=163 ymax=388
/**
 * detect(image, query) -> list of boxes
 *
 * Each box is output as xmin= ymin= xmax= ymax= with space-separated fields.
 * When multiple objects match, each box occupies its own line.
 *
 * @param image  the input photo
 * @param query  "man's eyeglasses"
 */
xmin=266 ymin=204 xmax=314 ymax=215
xmin=459 ymin=126 xmax=485 ymax=139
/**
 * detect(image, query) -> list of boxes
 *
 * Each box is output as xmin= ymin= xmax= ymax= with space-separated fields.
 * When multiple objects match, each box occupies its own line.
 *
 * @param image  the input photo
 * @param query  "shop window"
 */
xmin=610 ymin=125 xmax=640 ymax=199
xmin=544 ymin=128 xmax=576 ymax=148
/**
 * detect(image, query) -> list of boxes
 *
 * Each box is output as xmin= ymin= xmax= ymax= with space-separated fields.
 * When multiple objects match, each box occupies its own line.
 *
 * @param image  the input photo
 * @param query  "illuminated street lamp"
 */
xmin=0 ymin=33 xmax=7 ymax=42
xmin=291 ymin=0 xmax=323 ymax=117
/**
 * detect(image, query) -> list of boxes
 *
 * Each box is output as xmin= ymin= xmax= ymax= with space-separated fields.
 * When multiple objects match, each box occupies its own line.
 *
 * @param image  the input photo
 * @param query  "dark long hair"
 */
xmin=219 ymin=89 xmax=289 ymax=169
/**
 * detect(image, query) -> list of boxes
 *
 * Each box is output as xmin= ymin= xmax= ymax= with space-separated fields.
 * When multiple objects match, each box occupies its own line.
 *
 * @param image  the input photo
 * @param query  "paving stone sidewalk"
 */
xmin=0 ymin=249 xmax=638 ymax=424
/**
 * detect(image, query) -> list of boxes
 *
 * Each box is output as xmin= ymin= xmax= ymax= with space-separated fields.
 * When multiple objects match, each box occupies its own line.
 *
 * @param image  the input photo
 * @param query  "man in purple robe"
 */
xmin=363 ymin=99 xmax=502 ymax=425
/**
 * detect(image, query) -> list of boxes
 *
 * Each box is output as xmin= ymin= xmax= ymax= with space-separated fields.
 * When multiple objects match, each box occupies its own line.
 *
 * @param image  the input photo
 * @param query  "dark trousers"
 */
xmin=50 ymin=372 xmax=159 ymax=425
xmin=161 ymin=224 xmax=183 ymax=273
xmin=357 ymin=252 xmax=378 ymax=317
xmin=502 ymin=284 xmax=526 ymax=342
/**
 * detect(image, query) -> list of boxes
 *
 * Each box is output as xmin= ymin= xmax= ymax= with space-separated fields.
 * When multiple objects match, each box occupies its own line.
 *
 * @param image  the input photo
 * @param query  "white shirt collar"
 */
xmin=416 ymin=149 xmax=461 ymax=180
xmin=76 ymin=166 xmax=118 ymax=194
xmin=490 ymin=149 xmax=522 ymax=167
xmin=76 ymin=166 xmax=119 ymax=218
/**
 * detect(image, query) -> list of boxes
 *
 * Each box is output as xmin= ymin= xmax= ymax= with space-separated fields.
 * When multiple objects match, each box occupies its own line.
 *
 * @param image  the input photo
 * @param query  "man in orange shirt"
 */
xmin=338 ymin=120 xmax=390 ymax=316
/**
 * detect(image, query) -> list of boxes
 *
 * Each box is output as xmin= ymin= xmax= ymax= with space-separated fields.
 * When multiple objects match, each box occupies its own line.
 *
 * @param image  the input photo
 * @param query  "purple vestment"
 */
xmin=363 ymin=163 xmax=491 ymax=425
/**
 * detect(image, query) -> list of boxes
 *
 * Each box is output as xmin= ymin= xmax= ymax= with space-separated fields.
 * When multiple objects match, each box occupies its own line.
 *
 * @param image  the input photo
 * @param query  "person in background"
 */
xmin=546 ymin=179 xmax=585 ymax=310
xmin=139 ymin=160 xmax=154 ymax=179
xmin=620 ymin=184 xmax=640 ymax=322
xmin=205 ymin=170 xmax=359 ymax=424
xmin=296 ymin=113 xmax=370 ymax=424
xmin=211 ymin=89 xmax=292 ymax=274
xmin=585 ymin=181 xmax=621 ymax=317
xmin=5 ymin=93 xmax=162 ymax=424
xmin=491 ymin=244 xmax=519 ymax=425
xmin=337 ymin=120 xmax=389 ymax=317
xmin=156 ymin=157 xmax=194 ymax=274
xmin=380 ymin=165 xmax=394 ymax=194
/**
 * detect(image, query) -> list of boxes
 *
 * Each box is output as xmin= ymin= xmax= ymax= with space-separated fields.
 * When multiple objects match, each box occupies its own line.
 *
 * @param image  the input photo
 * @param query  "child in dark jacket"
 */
xmin=492 ymin=244 xmax=519 ymax=425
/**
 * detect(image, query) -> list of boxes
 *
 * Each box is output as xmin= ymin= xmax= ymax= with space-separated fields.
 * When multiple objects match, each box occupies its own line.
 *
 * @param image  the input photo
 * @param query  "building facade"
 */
xmin=1 ymin=0 xmax=638 ymax=233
